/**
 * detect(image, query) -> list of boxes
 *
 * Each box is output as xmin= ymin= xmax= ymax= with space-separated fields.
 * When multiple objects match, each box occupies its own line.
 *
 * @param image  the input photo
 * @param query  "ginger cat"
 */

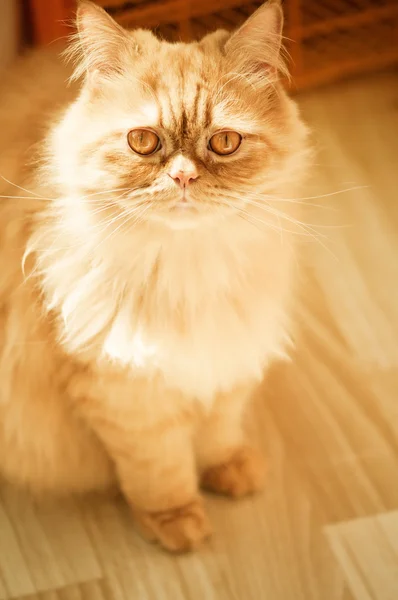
xmin=0 ymin=0 xmax=310 ymax=551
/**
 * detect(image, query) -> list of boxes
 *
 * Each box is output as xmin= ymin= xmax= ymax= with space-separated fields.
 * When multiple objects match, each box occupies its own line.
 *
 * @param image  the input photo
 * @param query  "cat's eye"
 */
xmin=127 ymin=129 xmax=161 ymax=155
xmin=209 ymin=131 xmax=242 ymax=156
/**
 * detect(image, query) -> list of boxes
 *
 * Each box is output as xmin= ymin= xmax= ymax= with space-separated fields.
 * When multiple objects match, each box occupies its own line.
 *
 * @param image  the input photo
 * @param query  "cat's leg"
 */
xmin=196 ymin=382 xmax=266 ymax=498
xmin=124 ymin=422 xmax=211 ymax=552
xmin=74 ymin=374 xmax=211 ymax=552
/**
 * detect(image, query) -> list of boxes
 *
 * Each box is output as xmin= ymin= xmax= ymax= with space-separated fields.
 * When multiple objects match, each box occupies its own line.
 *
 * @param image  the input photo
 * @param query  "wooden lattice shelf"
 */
xmin=29 ymin=0 xmax=398 ymax=90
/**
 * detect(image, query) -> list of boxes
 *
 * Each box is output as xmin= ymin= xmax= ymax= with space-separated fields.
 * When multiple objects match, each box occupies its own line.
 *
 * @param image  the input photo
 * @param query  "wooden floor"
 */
xmin=1 ymin=70 xmax=398 ymax=600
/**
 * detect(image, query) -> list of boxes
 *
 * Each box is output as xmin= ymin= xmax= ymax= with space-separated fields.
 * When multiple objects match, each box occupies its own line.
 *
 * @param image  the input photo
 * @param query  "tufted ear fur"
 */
xmin=66 ymin=1 xmax=134 ymax=82
xmin=225 ymin=0 xmax=287 ymax=83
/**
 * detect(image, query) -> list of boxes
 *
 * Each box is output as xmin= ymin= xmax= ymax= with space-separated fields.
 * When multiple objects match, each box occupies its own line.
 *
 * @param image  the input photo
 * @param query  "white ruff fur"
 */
xmin=37 ymin=210 xmax=294 ymax=404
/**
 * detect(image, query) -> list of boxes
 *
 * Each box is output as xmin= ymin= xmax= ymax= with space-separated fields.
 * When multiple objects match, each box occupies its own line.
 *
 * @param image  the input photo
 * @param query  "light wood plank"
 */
xmin=0 ymin=488 xmax=101 ymax=596
xmin=0 ymin=498 xmax=35 ymax=599
xmin=15 ymin=580 xmax=111 ymax=600
xmin=325 ymin=512 xmax=398 ymax=600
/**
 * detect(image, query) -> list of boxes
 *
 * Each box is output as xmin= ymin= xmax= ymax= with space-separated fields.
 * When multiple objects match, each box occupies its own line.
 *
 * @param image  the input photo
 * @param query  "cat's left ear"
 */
xmin=68 ymin=1 xmax=132 ymax=82
xmin=225 ymin=0 xmax=285 ymax=81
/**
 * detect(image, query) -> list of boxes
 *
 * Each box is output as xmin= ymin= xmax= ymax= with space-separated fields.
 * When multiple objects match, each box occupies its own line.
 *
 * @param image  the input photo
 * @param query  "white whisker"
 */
xmin=240 ymin=196 xmax=347 ymax=233
xmin=265 ymin=185 xmax=368 ymax=203
xmin=92 ymin=203 xmax=150 ymax=252
xmin=223 ymin=196 xmax=338 ymax=255
xmin=0 ymin=195 xmax=53 ymax=201
xmin=80 ymin=186 xmax=132 ymax=200
xmin=0 ymin=174 xmax=50 ymax=199
xmin=226 ymin=184 xmax=367 ymax=206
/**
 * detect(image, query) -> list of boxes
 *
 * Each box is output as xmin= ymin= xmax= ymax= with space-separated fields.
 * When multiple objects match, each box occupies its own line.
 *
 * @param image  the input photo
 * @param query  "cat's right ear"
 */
xmin=225 ymin=0 xmax=287 ymax=84
xmin=67 ymin=1 xmax=131 ymax=83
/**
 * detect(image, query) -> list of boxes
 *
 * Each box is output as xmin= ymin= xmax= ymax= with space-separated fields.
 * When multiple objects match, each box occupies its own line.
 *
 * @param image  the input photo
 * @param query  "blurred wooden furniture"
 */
xmin=28 ymin=0 xmax=75 ymax=46
xmin=0 ymin=0 xmax=21 ymax=70
xmin=28 ymin=0 xmax=398 ymax=90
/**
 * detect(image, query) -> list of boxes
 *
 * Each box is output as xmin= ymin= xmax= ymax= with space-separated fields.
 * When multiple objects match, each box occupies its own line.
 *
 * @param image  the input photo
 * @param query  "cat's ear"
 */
xmin=68 ymin=1 xmax=131 ymax=82
xmin=225 ymin=0 xmax=286 ymax=81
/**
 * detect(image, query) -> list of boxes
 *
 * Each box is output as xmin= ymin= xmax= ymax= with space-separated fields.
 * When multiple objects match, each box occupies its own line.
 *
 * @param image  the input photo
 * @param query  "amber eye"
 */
xmin=209 ymin=131 xmax=242 ymax=156
xmin=127 ymin=129 xmax=161 ymax=155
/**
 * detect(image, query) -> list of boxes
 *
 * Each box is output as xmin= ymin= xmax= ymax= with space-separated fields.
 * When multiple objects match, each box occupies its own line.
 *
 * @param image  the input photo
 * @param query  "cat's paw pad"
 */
xmin=134 ymin=498 xmax=211 ymax=552
xmin=201 ymin=446 xmax=266 ymax=498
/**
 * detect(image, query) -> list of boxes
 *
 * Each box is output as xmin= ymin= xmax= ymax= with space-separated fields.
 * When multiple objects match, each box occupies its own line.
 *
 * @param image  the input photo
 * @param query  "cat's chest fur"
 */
xmin=41 ymin=214 xmax=294 ymax=403
xmin=97 ymin=221 xmax=294 ymax=402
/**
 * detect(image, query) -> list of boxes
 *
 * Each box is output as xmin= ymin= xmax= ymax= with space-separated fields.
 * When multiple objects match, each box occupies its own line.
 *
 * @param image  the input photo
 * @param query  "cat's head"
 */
xmin=49 ymin=0 xmax=309 ymax=232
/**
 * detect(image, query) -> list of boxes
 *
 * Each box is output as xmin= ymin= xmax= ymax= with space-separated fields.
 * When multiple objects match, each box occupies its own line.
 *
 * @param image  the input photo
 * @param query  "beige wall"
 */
xmin=0 ymin=0 xmax=19 ymax=71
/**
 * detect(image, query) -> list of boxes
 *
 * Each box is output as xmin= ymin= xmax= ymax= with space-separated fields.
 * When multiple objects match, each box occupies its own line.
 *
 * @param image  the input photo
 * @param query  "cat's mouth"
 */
xmin=173 ymin=202 xmax=194 ymax=210
xmin=171 ymin=190 xmax=197 ymax=210
xmin=173 ymin=199 xmax=195 ymax=209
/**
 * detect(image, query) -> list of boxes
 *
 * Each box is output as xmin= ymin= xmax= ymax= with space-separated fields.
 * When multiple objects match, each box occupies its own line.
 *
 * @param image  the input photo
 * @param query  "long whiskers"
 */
xmin=0 ymin=194 xmax=54 ymax=201
xmin=257 ymin=185 xmax=367 ymax=204
xmin=0 ymin=177 xmax=150 ymax=208
xmin=90 ymin=202 xmax=151 ymax=253
xmin=223 ymin=183 xmax=367 ymax=205
xmin=239 ymin=196 xmax=348 ymax=233
xmin=0 ymin=174 xmax=47 ymax=199
xmin=230 ymin=202 xmax=338 ymax=260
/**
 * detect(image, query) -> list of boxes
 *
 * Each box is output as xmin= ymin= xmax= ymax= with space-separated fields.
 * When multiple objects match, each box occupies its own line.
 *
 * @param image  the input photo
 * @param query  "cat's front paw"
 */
xmin=133 ymin=498 xmax=211 ymax=552
xmin=201 ymin=446 xmax=266 ymax=498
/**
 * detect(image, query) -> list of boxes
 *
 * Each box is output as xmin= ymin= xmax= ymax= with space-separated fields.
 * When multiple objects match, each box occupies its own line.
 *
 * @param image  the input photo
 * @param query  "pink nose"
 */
xmin=168 ymin=169 xmax=198 ymax=188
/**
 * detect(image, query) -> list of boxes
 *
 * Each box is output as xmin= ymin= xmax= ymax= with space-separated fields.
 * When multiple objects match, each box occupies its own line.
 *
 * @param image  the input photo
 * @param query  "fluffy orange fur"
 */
xmin=0 ymin=0 xmax=310 ymax=551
